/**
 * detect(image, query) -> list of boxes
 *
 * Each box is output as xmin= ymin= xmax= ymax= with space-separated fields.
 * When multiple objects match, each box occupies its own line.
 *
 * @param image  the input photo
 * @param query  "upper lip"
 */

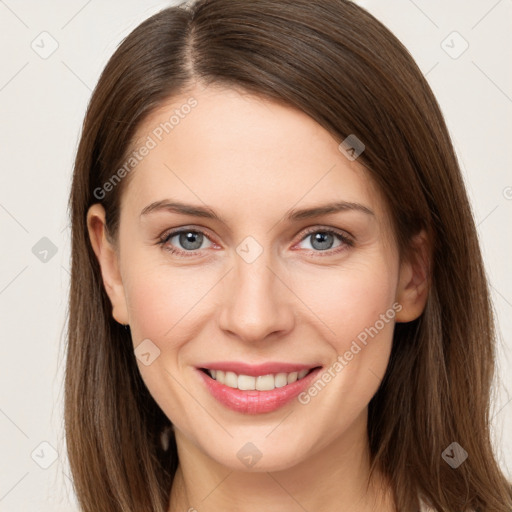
xmin=198 ymin=361 xmax=322 ymax=377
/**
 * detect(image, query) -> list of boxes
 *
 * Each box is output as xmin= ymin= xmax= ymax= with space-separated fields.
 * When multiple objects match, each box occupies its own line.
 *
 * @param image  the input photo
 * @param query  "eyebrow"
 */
xmin=139 ymin=199 xmax=374 ymax=223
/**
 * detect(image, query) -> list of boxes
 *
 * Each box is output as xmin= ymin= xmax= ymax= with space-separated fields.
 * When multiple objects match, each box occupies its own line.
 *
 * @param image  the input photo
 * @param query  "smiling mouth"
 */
xmin=200 ymin=367 xmax=320 ymax=391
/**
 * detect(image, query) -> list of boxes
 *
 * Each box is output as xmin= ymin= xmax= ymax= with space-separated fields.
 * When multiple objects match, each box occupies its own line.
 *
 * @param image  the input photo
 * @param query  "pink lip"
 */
xmin=196 ymin=365 xmax=323 ymax=415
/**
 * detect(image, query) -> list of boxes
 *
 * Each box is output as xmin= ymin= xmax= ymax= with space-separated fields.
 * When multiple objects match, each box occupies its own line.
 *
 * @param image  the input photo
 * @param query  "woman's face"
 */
xmin=88 ymin=83 xmax=426 ymax=472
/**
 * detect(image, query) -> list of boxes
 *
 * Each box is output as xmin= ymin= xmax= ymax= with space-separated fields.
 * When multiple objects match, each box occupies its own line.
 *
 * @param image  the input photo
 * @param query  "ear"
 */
xmin=87 ymin=204 xmax=129 ymax=325
xmin=395 ymin=229 xmax=431 ymax=323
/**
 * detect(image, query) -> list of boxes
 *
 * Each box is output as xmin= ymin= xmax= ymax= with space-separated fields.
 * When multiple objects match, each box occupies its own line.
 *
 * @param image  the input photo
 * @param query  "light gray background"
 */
xmin=0 ymin=0 xmax=511 ymax=510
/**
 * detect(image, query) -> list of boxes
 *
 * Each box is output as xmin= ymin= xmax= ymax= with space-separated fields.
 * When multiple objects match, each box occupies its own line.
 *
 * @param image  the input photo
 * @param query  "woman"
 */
xmin=65 ymin=0 xmax=512 ymax=510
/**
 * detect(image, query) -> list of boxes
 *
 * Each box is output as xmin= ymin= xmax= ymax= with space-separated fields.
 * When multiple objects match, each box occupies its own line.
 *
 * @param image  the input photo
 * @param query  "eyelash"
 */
xmin=157 ymin=226 xmax=354 ymax=257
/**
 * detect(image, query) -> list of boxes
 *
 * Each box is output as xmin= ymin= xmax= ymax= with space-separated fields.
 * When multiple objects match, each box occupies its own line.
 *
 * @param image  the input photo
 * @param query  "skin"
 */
xmin=87 ymin=82 xmax=430 ymax=512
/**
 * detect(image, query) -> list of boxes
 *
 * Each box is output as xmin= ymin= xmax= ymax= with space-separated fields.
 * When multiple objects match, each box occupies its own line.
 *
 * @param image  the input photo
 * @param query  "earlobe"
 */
xmin=86 ymin=204 xmax=129 ymax=325
xmin=395 ymin=230 xmax=431 ymax=323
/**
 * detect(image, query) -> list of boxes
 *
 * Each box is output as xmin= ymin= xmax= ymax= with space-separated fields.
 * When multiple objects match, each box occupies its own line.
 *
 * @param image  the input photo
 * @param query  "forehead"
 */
xmin=122 ymin=83 xmax=387 ymax=222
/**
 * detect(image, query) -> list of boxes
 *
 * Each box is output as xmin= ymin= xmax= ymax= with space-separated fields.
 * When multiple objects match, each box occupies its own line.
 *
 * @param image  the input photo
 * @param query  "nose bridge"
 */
xmin=218 ymin=239 xmax=294 ymax=342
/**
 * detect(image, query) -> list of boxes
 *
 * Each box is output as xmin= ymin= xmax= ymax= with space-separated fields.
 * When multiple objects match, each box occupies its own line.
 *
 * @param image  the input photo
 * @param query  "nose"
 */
xmin=217 ymin=249 xmax=295 ymax=344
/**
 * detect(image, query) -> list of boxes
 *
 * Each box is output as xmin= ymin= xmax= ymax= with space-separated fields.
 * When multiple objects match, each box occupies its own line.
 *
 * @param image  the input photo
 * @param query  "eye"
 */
xmin=159 ymin=228 xmax=215 ymax=255
xmin=295 ymin=228 xmax=353 ymax=254
xmin=157 ymin=226 xmax=353 ymax=257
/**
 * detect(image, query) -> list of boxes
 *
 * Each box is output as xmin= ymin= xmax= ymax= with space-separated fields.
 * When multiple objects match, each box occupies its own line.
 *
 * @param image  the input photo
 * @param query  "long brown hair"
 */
xmin=65 ymin=1 xmax=512 ymax=510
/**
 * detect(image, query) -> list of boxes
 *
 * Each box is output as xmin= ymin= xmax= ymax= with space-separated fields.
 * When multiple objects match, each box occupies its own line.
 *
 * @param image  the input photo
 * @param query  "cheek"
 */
xmin=122 ymin=262 xmax=215 ymax=426
xmin=291 ymin=255 xmax=398 ymax=407
xmin=252 ymin=259 xmax=399 ymax=461
xmin=293 ymin=255 xmax=398 ymax=347
xmin=123 ymin=259 xmax=215 ymax=343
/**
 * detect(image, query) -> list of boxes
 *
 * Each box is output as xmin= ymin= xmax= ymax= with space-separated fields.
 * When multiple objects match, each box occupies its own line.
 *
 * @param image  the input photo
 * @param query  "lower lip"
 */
xmin=197 ymin=367 xmax=322 ymax=414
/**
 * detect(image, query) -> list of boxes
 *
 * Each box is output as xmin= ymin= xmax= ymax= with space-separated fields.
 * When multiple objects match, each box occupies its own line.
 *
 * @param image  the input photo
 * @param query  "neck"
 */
xmin=168 ymin=411 xmax=396 ymax=512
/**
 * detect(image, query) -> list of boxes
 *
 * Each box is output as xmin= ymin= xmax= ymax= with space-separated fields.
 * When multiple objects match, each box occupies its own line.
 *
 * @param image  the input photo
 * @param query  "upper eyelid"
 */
xmin=162 ymin=226 xmax=215 ymax=243
xmin=300 ymin=225 xmax=353 ymax=240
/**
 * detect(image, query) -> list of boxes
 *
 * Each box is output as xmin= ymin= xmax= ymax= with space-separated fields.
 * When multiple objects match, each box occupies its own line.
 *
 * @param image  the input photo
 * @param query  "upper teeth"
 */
xmin=207 ymin=369 xmax=310 ymax=391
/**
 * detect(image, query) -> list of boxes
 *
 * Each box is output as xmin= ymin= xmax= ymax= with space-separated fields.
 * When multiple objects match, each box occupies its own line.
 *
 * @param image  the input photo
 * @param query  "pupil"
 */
xmin=180 ymin=231 xmax=203 ymax=250
xmin=312 ymin=232 xmax=333 ymax=251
